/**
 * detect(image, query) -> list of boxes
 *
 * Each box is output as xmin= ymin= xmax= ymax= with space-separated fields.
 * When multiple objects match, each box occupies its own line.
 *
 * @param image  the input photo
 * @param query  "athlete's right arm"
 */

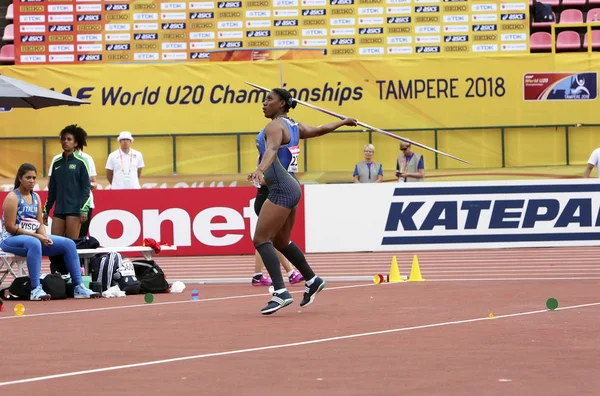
xmin=2 ymin=193 xmax=19 ymax=235
xmin=298 ymin=117 xmax=357 ymax=139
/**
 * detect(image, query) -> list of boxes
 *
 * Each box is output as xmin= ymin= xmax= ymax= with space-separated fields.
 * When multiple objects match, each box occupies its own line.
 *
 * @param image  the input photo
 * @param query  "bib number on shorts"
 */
xmin=287 ymin=146 xmax=300 ymax=173
xmin=19 ymin=218 xmax=40 ymax=233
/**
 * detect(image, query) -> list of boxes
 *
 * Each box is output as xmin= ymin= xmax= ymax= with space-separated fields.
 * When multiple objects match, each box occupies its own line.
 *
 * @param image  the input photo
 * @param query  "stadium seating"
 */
xmin=530 ymin=1 xmax=600 ymax=52
xmin=4 ymin=3 xmax=12 ymax=20
xmin=0 ymin=43 xmax=14 ymax=62
xmin=2 ymin=23 xmax=12 ymax=42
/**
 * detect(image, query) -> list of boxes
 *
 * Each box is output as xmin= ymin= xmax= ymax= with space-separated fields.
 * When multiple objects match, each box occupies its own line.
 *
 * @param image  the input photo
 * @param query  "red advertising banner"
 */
xmin=0 ymin=187 xmax=306 ymax=256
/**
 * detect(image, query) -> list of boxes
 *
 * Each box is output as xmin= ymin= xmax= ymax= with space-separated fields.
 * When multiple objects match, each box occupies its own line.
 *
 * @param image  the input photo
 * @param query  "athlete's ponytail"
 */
xmin=272 ymin=88 xmax=297 ymax=111
xmin=14 ymin=163 xmax=37 ymax=190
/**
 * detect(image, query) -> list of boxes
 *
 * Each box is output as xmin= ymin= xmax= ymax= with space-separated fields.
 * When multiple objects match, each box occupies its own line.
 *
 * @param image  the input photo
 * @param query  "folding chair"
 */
xmin=0 ymin=251 xmax=26 ymax=284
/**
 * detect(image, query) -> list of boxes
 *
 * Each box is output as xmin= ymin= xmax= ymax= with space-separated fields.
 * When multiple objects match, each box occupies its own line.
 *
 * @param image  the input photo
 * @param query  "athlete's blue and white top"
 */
xmin=255 ymin=117 xmax=303 ymax=209
xmin=0 ymin=190 xmax=41 ymax=244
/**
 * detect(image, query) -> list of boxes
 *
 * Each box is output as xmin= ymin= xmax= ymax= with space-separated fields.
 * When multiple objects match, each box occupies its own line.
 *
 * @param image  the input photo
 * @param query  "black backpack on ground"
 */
xmin=89 ymin=251 xmax=140 ymax=295
xmin=133 ymin=260 xmax=170 ymax=293
xmin=533 ymin=0 xmax=554 ymax=22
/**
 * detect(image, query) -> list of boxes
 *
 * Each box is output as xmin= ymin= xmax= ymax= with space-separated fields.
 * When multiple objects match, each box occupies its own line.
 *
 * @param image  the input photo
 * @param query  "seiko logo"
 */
xmin=331 ymin=38 xmax=355 ymax=45
xmin=162 ymin=23 xmax=186 ymax=29
xmin=190 ymin=12 xmax=214 ymax=19
xmin=359 ymin=37 xmax=382 ymax=44
xmin=107 ymin=14 xmax=129 ymax=21
xmin=162 ymin=33 xmax=186 ymax=39
xmin=472 ymin=24 xmax=497 ymax=31
xmin=246 ymin=30 xmax=271 ymax=37
xmin=218 ymin=11 xmax=241 ymax=17
xmin=502 ymin=23 xmax=525 ymax=30
xmin=274 ymin=19 xmax=298 ymax=26
xmin=105 ymin=4 xmax=129 ymax=11
xmin=107 ymin=54 xmax=130 ymax=60
xmin=443 ymin=5 xmax=467 ymax=11
xmin=359 ymin=27 xmax=383 ymax=34
xmin=135 ymin=43 xmax=157 ymax=49
xmin=332 ymin=9 xmax=354 ymax=14
xmin=275 ymin=30 xmax=297 ymax=35
xmin=191 ymin=22 xmax=214 ymax=28
xmin=134 ymin=3 xmax=156 ymax=9
xmin=332 ymin=48 xmax=355 ymax=54
xmin=247 ymin=0 xmax=269 ymax=5
xmin=473 ymin=34 xmax=497 ymax=41
xmin=444 ymin=45 xmax=468 ymax=51
xmin=303 ymin=19 xmax=326 ymax=25
xmin=415 ymin=16 xmax=439 ymax=22
xmin=218 ymin=41 xmax=243 ymax=48
xmin=106 ymin=43 xmax=130 ymax=51
xmin=302 ymin=9 xmax=326 ymax=16
xmin=388 ymin=26 xmax=411 ymax=33
xmin=444 ymin=35 xmax=468 ymax=42
xmin=247 ymin=40 xmax=270 ymax=46
xmin=134 ymin=33 xmax=158 ymax=40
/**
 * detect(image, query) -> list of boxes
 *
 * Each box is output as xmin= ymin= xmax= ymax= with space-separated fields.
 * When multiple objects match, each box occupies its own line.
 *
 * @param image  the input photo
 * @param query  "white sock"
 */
xmin=306 ymin=276 xmax=317 ymax=286
xmin=287 ymin=270 xmax=295 ymax=277
xmin=254 ymin=273 xmax=263 ymax=277
xmin=275 ymin=288 xmax=287 ymax=294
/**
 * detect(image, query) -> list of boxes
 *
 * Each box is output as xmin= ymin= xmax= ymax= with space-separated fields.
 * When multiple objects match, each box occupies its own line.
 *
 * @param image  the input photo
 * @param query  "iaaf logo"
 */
xmin=381 ymin=184 xmax=600 ymax=246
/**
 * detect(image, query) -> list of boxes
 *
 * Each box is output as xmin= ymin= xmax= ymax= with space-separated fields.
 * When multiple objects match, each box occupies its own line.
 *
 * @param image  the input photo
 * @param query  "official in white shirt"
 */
xmin=105 ymin=131 xmax=145 ymax=189
xmin=584 ymin=147 xmax=600 ymax=178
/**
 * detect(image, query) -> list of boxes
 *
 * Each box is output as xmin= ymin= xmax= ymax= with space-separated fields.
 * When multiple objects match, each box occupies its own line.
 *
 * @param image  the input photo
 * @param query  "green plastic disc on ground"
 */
xmin=145 ymin=293 xmax=154 ymax=304
xmin=546 ymin=298 xmax=558 ymax=311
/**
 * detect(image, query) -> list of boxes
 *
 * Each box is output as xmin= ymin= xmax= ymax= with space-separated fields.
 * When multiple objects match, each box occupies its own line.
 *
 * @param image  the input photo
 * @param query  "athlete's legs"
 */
xmin=51 ymin=217 xmax=66 ymax=237
xmin=274 ymin=207 xmax=316 ymax=284
xmin=65 ymin=216 xmax=82 ymax=240
xmin=253 ymin=200 xmax=291 ymax=292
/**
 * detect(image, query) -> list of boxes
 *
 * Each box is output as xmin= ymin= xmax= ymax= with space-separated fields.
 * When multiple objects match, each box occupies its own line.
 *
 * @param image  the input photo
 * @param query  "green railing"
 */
xmin=0 ymin=123 xmax=592 ymax=177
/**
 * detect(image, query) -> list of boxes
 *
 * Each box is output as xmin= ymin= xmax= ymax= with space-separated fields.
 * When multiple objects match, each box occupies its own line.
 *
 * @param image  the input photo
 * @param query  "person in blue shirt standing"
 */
xmin=0 ymin=163 xmax=99 ymax=300
xmin=248 ymin=88 xmax=357 ymax=315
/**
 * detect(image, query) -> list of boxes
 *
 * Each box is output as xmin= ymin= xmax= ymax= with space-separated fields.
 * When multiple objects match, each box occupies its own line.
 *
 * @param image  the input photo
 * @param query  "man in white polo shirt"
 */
xmin=105 ymin=131 xmax=145 ymax=189
xmin=584 ymin=147 xmax=600 ymax=178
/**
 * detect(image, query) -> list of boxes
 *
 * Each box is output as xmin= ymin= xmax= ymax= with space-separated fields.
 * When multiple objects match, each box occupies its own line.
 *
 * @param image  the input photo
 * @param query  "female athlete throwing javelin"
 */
xmin=248 ymin=88 xmax=357 ymax=315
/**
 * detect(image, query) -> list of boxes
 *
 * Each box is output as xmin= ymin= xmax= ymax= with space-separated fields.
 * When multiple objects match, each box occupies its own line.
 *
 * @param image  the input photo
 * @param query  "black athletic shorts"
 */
xmin=254 ymin=186 xmax=269 ymax=216
xmin=53 ymin=213 xmax=81 ymax=220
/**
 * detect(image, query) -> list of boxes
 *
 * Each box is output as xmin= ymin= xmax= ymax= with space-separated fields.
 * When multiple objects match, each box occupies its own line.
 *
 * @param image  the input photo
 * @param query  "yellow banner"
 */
xmin=2 ymin=55 xmax=600 ymax=136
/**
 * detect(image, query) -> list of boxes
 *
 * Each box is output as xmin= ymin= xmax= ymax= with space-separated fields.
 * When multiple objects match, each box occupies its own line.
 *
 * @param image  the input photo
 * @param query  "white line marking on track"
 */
xmin=1 ymin=301 xmax=598 ymax=388
xmin=0 ymin=283 xmax=373 ymax=321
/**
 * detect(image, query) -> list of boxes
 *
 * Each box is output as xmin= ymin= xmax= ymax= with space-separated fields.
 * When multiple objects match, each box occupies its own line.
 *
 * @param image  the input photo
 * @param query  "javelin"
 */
xmin=245 ymin=81 xmax=471 ymax=165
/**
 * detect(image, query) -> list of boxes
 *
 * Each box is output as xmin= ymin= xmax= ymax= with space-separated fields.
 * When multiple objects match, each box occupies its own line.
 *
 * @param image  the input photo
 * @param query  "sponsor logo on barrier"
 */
xmin=304 ymin=182 xmax=600 ymax=253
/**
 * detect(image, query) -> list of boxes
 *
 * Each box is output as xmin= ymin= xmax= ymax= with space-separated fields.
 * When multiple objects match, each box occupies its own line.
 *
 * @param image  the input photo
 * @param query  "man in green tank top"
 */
xmin=396 ymin=142 xmax=425 ymax=183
